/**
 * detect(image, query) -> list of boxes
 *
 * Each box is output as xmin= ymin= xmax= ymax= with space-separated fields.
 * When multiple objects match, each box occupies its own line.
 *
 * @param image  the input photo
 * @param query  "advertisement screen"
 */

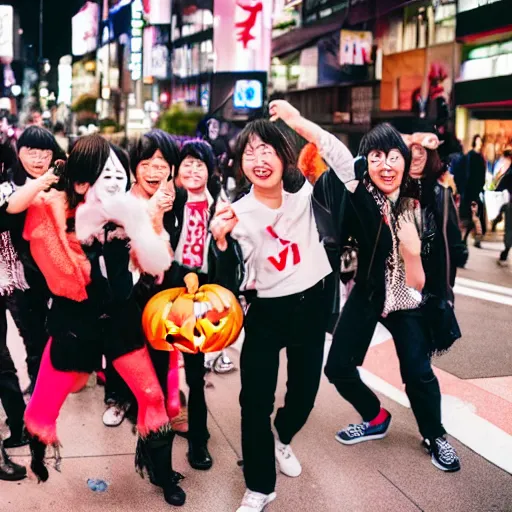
xmin=233 ymin=80 xmax=263 ymax=109
xmin=72 ymin=2 xmax=99 ymax=56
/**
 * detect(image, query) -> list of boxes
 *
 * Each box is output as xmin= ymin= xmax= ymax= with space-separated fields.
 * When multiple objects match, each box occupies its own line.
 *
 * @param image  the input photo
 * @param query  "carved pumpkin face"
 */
xmin=142 ymin=273 xmax=244 ymax=354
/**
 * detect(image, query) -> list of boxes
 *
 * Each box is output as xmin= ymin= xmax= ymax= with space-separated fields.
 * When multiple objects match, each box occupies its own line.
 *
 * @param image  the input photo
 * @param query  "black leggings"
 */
xmin=240 ymin=279 xmax=329 ymax=495
xmin=325 ymin=308 xmax=445 ymax=441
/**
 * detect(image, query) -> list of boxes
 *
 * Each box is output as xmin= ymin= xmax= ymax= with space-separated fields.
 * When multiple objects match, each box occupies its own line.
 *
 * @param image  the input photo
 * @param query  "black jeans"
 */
xmin=240 ymin=280 xmax=329 ymax=495
xmin=183 ymin=352 xmax=209 ymax=444
xmin=0 ymin=295 xmax=26 ymax=436
xmin=327 ymin=308 xmax=445 ymax=440
xmin=10 ymin=288 xmax=49 ymax=384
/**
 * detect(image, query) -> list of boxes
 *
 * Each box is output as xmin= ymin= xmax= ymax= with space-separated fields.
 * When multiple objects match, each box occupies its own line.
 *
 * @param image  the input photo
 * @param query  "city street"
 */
xmin=1 ymin=242 xmax=511 ymax=512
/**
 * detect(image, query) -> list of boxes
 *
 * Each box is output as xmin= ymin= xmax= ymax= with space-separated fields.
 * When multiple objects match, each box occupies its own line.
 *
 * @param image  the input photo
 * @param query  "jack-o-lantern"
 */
xmin=142 ymin=273 xmax=244 ymax=354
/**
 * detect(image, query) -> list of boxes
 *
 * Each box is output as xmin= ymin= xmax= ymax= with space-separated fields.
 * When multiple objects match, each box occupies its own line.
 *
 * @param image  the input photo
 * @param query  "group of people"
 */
xmin=0 ymin=99 xmax=468 ymax=511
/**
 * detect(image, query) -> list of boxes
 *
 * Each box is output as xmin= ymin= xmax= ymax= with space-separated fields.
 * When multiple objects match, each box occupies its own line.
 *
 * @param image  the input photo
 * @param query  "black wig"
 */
xmin=65 ymin=135 xmax=131 ymax=208
xmin=13 ymin=126 xmax=66 ymax=186
xmin=234 ymin=119 xmax=305 ymax=197
xmin=130 ymin=129 xmax=180 ymax=178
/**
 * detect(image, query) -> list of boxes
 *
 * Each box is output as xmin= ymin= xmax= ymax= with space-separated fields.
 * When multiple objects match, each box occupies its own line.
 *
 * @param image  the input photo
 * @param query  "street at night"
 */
xmin=0 ymin=1 xmax=512 ymax=511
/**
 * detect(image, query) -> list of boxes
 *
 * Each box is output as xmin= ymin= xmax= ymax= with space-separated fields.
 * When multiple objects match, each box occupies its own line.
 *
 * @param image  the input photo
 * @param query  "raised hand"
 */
xmin=37 ymin=168 xmax=60 ymax=192
xmin=210 ymin=201 xmax=238 ymax=251
xmin=269 ymin=100 xmax=301 ymax=125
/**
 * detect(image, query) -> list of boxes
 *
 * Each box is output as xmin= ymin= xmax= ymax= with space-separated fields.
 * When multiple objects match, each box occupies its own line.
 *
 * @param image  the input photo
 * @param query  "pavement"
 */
xmin=1 ymin=242 xmax=511 ymax=512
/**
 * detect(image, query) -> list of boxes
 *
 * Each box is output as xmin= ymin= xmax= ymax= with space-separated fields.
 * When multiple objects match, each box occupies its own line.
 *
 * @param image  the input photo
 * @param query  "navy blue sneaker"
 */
xmin=423 ymin=437 xmax=461 ymax=472
xmin=335 ymin=411 xmax=392 ymax=445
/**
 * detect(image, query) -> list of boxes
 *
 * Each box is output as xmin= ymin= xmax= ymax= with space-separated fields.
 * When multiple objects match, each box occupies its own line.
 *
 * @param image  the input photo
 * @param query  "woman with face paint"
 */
xmin=0 ymin=126 xmax=65 ymax=394
xmin=22 ymin=135 xmax=186 ymax=506
xmin=209 ymin=120 xmax=333 ymax=512
xmin=270 ymin=100 xmax=461 ymax=474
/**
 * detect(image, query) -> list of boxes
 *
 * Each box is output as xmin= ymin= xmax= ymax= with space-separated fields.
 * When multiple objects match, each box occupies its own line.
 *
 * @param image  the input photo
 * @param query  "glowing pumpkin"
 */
xmin=142 ymin=273 xmax=244 ymax=354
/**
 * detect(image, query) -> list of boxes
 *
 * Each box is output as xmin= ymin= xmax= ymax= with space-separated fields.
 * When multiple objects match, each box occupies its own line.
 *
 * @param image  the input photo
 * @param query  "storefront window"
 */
xmin=172 ymin=39 xmax=214 ymax=78
xmin=382 ymin=1 xmax=455 ymax=56
xmin=171 ymin=2 xmax=213 ymax=41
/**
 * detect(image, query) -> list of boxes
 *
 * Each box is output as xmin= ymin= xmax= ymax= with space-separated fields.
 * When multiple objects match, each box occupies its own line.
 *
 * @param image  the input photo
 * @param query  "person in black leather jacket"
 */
xmin=404 ymin=132 xmax=468 ymax=305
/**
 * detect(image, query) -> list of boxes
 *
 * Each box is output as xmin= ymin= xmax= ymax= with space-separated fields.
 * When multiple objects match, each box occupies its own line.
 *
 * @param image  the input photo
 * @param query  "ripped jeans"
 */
xmin=327 ymin=308 xmax=445 ymax=440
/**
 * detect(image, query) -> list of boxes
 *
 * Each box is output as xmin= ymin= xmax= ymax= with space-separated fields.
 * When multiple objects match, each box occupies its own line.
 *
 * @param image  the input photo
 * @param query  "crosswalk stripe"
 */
xmin=454 ymin=285 xmax=512 ymax=306
xmin=455 ymin=277 xmax=512 ymax=297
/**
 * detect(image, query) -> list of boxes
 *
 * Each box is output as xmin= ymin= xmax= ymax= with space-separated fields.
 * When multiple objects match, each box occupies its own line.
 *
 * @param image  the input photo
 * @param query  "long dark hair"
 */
xmin=13 ymin=126 xmax=66 ymax=186
xmin=65 ymin=135 xmax=131 ymax=208
xmin=130 ymin=129 xmax=180 ymax=178
xmin=233 ymin=119 xmax=305 ymax=198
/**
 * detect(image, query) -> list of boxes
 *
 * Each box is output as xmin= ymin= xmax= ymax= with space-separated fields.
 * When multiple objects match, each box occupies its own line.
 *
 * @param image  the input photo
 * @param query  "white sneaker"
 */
xmin=102 ymin=403 xmax=128 ymax=427
xmin=236 ymin=490 xmax=277 ymax=512
xmin=275 ymin=439 xmax=302 ymax=477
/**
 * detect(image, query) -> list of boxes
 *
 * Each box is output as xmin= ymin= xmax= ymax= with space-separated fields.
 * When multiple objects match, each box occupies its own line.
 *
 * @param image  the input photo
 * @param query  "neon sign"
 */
xmin=130 ymin=0 xmax=144 ymax=81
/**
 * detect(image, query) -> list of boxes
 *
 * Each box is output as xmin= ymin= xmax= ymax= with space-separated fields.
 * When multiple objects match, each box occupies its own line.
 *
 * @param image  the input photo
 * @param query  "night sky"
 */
xmin=14 ymin=0 xmax=85 ymax=65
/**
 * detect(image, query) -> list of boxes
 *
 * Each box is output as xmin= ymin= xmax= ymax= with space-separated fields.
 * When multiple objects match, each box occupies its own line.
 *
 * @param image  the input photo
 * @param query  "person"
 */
xmin=271 ymin=100 xmax=461 ymax=473
xmin=53 ymin=122 xmax=69 ymax=154
xmin=404 ymin=132 xmax=468 ymax=280
xmin=492 ymin=152 xmax=512 ymax=266
xmin=0 ymin=435 xmax=26 ymax=481
xmin=462 ymin=135 xmax=487 ymax=246
xmin=209 ymin=118 xmax=332 ymax=512
xmin=22 ymin=135 xmax=186 ymax=506
xmin=25 ymin=110 xmax=43 ymax=128
xmin=0 ymin=127 xmax=65 ymax=394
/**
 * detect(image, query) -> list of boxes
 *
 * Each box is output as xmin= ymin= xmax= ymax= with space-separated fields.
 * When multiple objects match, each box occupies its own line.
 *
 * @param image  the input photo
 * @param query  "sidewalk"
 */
xmin=2 ymin=326 xmax=511 ymax=512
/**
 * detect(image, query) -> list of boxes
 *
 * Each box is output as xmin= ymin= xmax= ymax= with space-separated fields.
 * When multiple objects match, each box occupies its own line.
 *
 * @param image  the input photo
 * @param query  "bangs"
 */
xmin=18 ymin=126 xmax=58 ymax=152
xmin=235 ymin=119 xmax=293 ymax=157
xmin=130 ymin=129 xmax=180 ymax=173
xmin=359 ymin=123 xmax=411 ymax=170
xmin=180 ymin=140 xmax=215 ymax=177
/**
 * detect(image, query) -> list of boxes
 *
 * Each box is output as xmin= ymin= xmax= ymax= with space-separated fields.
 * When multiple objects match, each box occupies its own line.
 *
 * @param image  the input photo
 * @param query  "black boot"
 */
xmin=0 ymin=439 xmax=26 ymax=481
xmin=135 ymin=430 xmax=186 ymax=506
xmin=187 ymin=440 xmax=212 ymax=470
xmin=29 ymin=434 xmax=49 ymax=483
xmin=4 ymin=427 xmax=30 ymax=449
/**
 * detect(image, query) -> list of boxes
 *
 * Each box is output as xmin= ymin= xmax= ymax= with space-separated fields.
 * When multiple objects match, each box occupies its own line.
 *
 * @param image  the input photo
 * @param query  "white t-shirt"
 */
xmin=230 ymin=181 xmax=331 ymax=298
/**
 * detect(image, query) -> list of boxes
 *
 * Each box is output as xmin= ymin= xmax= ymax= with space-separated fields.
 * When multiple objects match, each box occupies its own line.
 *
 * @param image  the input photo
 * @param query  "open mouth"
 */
xmin=381 ymin=175 xmax=396 ymax=186
xmin=254 ymin=168 xmax=272 ymax=179
xmin=145 ymin=179 xmax=161 ymax=188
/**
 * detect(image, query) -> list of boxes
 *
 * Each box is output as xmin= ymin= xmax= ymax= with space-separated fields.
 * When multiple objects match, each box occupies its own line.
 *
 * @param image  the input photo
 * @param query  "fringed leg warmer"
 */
xmin=24 ymin=339 xmax=89 ymax=481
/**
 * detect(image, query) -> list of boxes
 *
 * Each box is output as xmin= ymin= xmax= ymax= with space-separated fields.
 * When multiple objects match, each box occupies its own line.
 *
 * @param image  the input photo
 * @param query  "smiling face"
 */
xmin=241 ymin=134 xmax=283 ymax=192
xmin=90 ymin=150 xmax=128 ymax=202
xmin=409 ymin=144 xmax=428 ymax=179
xmin=19 ymin=147 xmax=53 ymax=178
xmin=178 ymin=155 xmax=208 ymax=194
xmin=136 ymin=149 xmax=171 ymax=198
xmin=367 ymin=148 xmax=406 ymax=196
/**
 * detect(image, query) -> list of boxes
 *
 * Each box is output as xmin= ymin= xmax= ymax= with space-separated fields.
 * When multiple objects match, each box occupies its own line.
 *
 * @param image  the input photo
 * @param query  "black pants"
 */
xmin=10 ymin=288 xmax=49 ymax=384
xmin=104 ymin=358 xmax=133 ymax=406
xmin=240 ymin=280 xmax=329 ymax=495
xmin=0 ymin=295 xmax=26 ymax=436
xmin=183 ymin=352 xmax=209 ymax=444
xmin=326 ymin=308 xmax=445 ymax=440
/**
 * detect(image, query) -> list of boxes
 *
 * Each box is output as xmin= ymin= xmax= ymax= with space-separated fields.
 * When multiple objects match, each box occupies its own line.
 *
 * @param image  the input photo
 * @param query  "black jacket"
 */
xmin=421 ymin=182 xmax=468 ymax=303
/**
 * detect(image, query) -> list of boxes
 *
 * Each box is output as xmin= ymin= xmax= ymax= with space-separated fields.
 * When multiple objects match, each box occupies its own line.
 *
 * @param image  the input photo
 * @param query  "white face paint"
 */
xmin=91 ymin=149 xmax=128 ymax=203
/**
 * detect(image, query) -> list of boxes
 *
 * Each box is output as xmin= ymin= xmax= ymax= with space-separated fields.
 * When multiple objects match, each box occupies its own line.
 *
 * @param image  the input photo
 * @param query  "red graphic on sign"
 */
xmin=235 ymin=1 xmax=263 ymax=48
xmin=266 ymin=226 xmax=301 ymax=272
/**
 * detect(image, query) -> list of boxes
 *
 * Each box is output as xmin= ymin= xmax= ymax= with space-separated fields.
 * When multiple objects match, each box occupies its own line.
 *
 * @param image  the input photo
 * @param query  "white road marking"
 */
xmin=454 ymin=285 xmax=512 ymax=306
xmin=455 ymin=277 xmax=512 ymax=297
xmin=359 ymin=368 xmax=512 ymax=474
